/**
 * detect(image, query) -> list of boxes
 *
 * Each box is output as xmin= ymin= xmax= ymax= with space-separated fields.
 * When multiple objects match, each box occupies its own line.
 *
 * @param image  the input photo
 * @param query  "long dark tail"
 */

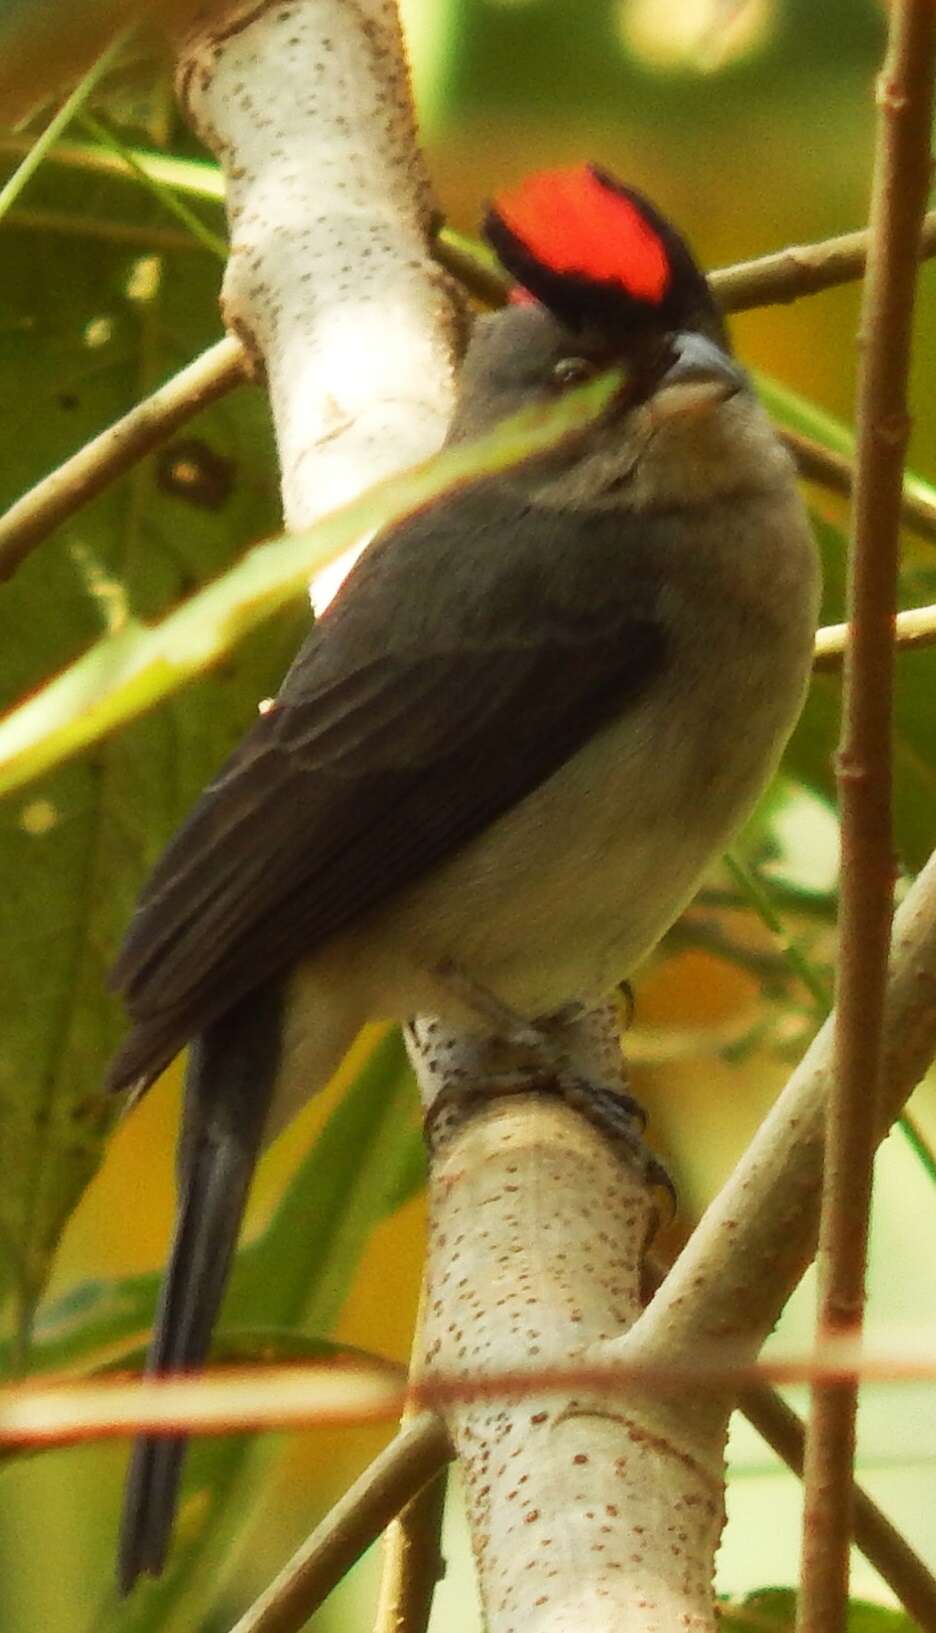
xmin=117 ymin=983 xmax=283 ymax=1594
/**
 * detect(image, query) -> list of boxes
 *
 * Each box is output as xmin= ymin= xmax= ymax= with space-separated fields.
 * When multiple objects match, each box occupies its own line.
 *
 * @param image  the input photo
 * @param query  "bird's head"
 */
xmin=451 ymin=165 xmax=791 ymax=513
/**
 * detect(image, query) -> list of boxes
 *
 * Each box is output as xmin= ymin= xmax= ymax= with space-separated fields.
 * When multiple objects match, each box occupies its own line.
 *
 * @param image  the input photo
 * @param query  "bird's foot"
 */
xmin=423 ymin=1057 xmax=673 ymax=1213
xmin=543 ymin=1071 xmax=674 ymax=1211
xmin=422 ymin=964 xmax=673 ymax=1209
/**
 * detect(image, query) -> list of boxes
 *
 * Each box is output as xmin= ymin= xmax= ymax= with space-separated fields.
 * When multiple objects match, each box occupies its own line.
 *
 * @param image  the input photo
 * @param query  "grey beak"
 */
xmin=647 ymin=332 xmax=746 ymax=424
xmin=661 ymin=332 xmax=746 ymax=397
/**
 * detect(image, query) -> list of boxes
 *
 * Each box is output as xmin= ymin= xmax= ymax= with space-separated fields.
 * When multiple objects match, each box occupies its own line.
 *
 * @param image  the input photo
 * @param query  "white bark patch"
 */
xmin=176 ymin=0 xmax=461 ymax=543
xmin=408 ymin=1008 xmax=718 ymax=1633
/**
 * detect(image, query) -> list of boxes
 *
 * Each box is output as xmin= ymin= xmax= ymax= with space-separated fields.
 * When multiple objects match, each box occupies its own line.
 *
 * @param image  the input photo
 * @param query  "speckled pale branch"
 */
xmin=406 ymin=1005 xmax=687 ymax=1633
xmin=173 ymin=0 xmax=461 ymax=547
xmin=406 ymin=847 xmax=936 ymax=1633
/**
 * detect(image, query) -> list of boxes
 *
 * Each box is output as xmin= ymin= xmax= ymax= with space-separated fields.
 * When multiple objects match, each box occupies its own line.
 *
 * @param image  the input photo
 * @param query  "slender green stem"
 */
xmin=0 ymin=31 xmax=128 ymax=223
xmin=723 ymin=850 xmax=832 ymax=1014
xmin=896 ymin=1105 xmax=936 ymax=1186
xmin=760 ymin=372 xmax=936 ymax=525
xmin=78 ymin=112 xmax=228 ymax=259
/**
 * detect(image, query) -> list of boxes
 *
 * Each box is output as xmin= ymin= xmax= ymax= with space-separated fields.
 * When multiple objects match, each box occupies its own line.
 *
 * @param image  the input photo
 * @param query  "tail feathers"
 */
xmin=117 ymin=1130 xmax=256 ymax=1591
xmin=117 ymin=985 xmax=282 ymax=1595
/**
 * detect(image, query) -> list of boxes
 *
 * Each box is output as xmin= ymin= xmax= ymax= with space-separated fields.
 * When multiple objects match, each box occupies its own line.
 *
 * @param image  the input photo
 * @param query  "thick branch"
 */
xmin=406 ymin=1006 xmax=710 ymax=1633
xmin=174 ymin=0 xmax=460 ymax=536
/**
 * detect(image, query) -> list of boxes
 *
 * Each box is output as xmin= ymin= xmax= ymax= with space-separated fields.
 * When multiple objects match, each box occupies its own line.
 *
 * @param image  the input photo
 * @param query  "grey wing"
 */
xmin=108 ymin=506 xmax=665 ymax=1092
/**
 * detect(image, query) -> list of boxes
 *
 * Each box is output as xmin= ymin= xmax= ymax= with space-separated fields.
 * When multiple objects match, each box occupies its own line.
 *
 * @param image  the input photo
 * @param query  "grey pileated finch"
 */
xmin=111 ymin=164 xmax=819 ymax=1589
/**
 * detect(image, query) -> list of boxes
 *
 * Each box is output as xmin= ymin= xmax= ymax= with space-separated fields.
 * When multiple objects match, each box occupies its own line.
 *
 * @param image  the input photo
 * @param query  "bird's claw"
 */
xmin=423 ymin=1063 xmax=674 ymax=1216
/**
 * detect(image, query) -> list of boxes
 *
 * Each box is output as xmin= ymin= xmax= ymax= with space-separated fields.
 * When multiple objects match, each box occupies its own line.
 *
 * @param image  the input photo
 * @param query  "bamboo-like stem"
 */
xmin=798 ymin=7 xmax=936 ymax=1632
xmin=372 ymin=1282 xmax=447 ymax=1633
xmin=371 ymin=1473 xmax=447 ymax=1633
xmin=227 ymin=1415 xmax=450 ymax=1633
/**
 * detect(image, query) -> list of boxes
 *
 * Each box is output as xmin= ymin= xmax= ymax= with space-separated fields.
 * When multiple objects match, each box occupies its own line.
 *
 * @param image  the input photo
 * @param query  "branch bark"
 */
xmin=408 ymin=1004 xmax=668 ymax=1633
xmin=5 ymin=198 xmax=936 ymax=579
xmin=172 ymin=0 xmax=461 ymax=544
xmin=405 ymin=837 xmax=936 ymax=1632
xmin=783 ymin=425 xmax=936 ymax=548
xmin=798 ymin=8 xmax=936 ymax=1629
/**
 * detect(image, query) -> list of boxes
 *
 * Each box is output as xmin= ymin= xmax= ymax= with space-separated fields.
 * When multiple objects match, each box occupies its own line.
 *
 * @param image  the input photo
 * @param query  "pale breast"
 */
xmin=346 ymin=482 xmax=819 ymax=1027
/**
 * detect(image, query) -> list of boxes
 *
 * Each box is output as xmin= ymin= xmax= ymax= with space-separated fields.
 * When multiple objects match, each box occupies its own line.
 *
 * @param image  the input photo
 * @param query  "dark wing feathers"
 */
xmin=109 ymin=493 xmax=665 ymax=1092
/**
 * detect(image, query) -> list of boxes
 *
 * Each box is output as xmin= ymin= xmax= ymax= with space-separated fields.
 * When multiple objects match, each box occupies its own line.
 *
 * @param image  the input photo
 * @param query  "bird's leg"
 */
xmin=432 ymin=957 xmax=548 ymax=1050
xmin=420 ymin=971 xmax=674 ymax=1210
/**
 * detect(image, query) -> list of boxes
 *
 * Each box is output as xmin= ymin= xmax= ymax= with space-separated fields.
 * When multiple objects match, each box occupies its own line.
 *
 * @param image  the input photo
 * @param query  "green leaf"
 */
xmin=0 ymin=1033 xmax=422 ymax=1381
xmin=0 ymin=364 xmax=623 ymax=799
xmin=92 ymin=1030 xmax=420 ymax=1633
xmin=0 ymin=1272 xmax=160 ymax=1378
xmin=720 ymin=1586 xmax=917 ymax=1633
xmin=0 ymin=185 xmax=306 ymax=1341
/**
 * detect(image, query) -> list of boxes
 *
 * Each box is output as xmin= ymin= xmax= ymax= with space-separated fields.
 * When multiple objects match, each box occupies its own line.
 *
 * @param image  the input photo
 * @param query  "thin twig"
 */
xmin=709 ymin=208 xmax=936 ymax=311
xmin=371 ymin=1473 xmax=447 ymax=1633
xmin=2 ymin=203 xmax=204 ymax=254
xmin=78 ymin=110 xmax=228 ymax=259
xmin=372 ymin=1284 xmax=447 ymax=1633
xmin=784 ymin=425 xmax=936 ymax=546
xmin=741 ymin=1385 xmax=936 ymax=1633
xmin=814 ymin=602 xmax=936 ymax=668
xmin=4 ymin=209 xmax=936 ymax=579
xmin=227 ymin=1414 xmax=450 ymax=1633
xmin=0 ymin=335 xmax=246 ymax=578
xmin=798 ymin=9 xmax=936 ymax=1633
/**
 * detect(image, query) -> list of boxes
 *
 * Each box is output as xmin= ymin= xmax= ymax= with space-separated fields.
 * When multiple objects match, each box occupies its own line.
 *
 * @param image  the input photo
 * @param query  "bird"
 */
xmin=109 ymin=163 xmax=820 ymax=1590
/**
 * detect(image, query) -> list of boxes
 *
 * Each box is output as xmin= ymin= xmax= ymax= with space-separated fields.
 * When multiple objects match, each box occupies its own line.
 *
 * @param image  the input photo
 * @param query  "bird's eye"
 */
xmin=551 ymin=356 xmax=597 ymax=389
